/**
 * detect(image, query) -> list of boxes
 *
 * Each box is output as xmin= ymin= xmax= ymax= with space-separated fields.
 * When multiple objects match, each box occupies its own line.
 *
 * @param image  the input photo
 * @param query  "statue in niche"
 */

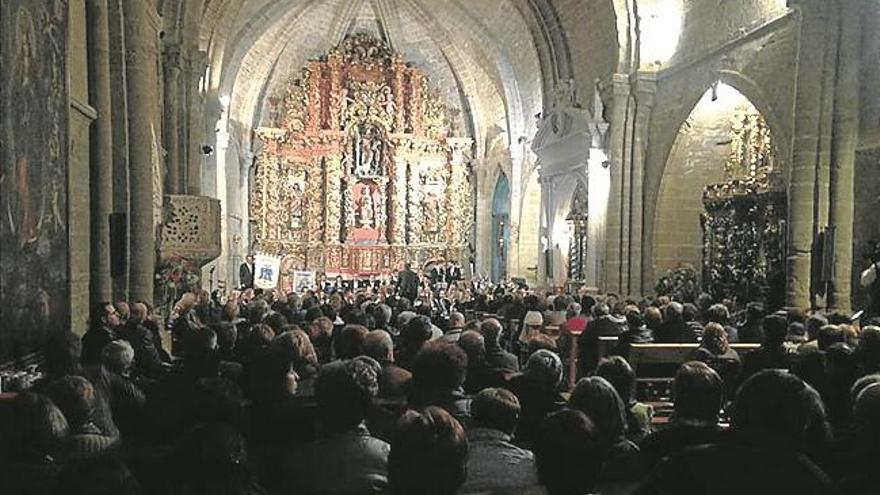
xmin=356 ymin=185 xmax=375 ymax=228
xmin=423 ymin=192 xmax=441 ymax=235
xmin=351 ymin=124 xmax=385 ymax=177
xmin=288 ymin=178 xmax=304 ymax=229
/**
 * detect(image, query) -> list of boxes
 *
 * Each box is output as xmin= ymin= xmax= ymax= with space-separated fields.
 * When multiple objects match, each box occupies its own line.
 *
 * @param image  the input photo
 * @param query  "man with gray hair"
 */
xmin=442 ymin=312 xmax=466 ymax=343
xmin=121 ymin=302 xmax=166 ymax=378
xmin=363 ymin=330 xmax=412 ymax=399
xmin=101 ymin=340 xmax=135 ymax=376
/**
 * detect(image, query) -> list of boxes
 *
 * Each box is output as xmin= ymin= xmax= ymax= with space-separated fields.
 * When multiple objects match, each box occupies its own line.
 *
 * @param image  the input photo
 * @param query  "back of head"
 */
xmin=700 ymin=322 xmax=729 ymax=355
xmin=272 ymin=328 xmax=318 ymax=376
xmin=806 ymin=313 xmax=829 ymax=340
xmin=390 ymin=406 xmax=468 ymax=495
xmin=9 ymin=392 xmax=68 ymax=461
xmin=129 ymin=302 xmax=147 ymax=324
xmin=315 ymin=359 xmax=379 ymax=431
xmin=858 ymin=326 xmax=880 ymax=372
xmin=211 ymin=322 xmax=238 ymax=355
xmin=412 ymin=341 xmax=468 ymax=396
xmin=535 ymin=409 xmax=603 ymax=495
xmin=524 ymin=349 xmax=563 ymax=389
xmin=334 ymin=324 xmax=369 ymax=359
xmin=705 ymin=303 xmax=728 ymax=325
xmin=733 ymin=370 xmax=826 ymax=448
xmin=245 ymin=349 xmax=296 ymax=403
xmin=762 ymin=314 xmax=788 ymax=346
xmin=401 ymin=315 xmax=433 ymax=347
xmin=363 ymin=330 xmax=394 ymax=363
xmin=101 ymin=340 xmax=135 ymax=375
xmin=479 ymin=318 xmax=504 ymax=346
xmin=644 ymin=306 xmax=663 ymax=329
xmin=746 ymin=302 xmax=765 ymax=322
xmin=817 ymin=324 xmax=844 ymax=351
xmin=592 ymin=303 xmax=611 ymax=318
xmin=47 ymin=375 xmax=96 ymax=428
xmin=853 ymin=383 xmax=880 ymax=452
xmin=682 ymin=303 xmax=699 ymax=323
xmin=449 ymin=311 xmax=465 ymax=329
xmin=569 ymin=376 xmax=626 ymax=443
xmin=625 ymin=307 xmax=645 ymax=329
xmin=595 ymin=356 xmax=636 ymax=405
xmin=471 ymin=387 xmax=520 ymax=435
xmin=674 ymin=361 xmax=723 ymax=423
xmin=458 ymin=330 xmax=486 ymax=364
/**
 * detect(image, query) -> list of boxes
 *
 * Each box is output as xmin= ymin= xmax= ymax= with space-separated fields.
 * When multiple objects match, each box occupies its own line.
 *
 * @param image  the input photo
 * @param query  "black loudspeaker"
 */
xmin=109 ymin=213 xmax=127 ymax=278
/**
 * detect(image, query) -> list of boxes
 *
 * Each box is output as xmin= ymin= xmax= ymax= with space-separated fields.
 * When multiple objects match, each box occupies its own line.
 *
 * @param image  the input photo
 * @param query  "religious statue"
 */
xmin=289 ymin=181 xmax=304 ymax=229
xmin=356 ymin=186 xmax=375 ymax=228
xmin=351 ymin=125 xmax=385 ymax=177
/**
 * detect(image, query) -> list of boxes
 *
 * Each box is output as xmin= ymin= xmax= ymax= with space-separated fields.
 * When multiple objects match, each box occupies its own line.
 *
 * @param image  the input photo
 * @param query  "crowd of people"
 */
xmin=1 ymin=280 xmax=879 ymax=495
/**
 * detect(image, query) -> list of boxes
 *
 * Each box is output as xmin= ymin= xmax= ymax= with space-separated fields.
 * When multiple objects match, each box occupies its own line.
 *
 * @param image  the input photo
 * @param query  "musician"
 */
xmin=430 ymin=263 xmax=446 ymax=286
xmin=861 ymin=243 xmax=880 ymax=317
xmin=445 ymin=261 xmax=462 ymax=285
xmin=239 ymin=255 xmax=255 ymax=289
xmin=397 ymin=263 xmax=420 ymax=302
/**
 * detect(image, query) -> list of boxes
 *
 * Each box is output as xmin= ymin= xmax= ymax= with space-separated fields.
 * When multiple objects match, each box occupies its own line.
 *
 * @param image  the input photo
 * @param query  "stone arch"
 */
xmin=652 ymin=83 xmax=783 ymax=287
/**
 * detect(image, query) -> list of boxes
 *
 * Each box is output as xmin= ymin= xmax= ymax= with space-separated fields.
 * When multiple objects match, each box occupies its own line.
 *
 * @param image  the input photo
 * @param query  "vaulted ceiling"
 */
xmin=188 ymin=0 xmax=571 ymax=160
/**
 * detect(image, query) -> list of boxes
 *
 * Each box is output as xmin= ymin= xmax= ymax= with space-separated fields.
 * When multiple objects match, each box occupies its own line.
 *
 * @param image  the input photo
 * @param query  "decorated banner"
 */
xmin=293 ymin=271 xmax=316 ymax=292
xmin=254 ymin=253 xmax=282 ymax=290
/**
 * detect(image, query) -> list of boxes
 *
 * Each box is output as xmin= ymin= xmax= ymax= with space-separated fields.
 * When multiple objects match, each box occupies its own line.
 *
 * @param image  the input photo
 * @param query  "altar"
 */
xmin=250 ymin=34 xmax=474 ymax=278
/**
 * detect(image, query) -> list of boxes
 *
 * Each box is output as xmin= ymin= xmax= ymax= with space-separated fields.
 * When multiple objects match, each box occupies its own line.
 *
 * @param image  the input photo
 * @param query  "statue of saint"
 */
xmin=290 ymin=182 xmax=304 ymax=228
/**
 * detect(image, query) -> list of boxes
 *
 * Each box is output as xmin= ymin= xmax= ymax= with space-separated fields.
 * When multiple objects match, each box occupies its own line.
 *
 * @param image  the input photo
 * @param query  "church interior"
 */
xmin=1 ymin=0 xmax=880 ymax=494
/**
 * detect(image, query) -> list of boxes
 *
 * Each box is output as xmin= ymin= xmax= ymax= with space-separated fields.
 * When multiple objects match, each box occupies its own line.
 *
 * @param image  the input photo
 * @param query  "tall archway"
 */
xmin=491 ymin=174 xmax=511 ymax=282
xmin=654 ymin=83 xmax=784 ymax=300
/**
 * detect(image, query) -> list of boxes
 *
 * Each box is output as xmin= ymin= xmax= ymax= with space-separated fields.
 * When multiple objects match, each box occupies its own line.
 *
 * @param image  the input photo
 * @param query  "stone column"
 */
xmin=107 ymin=0 xmax=130 ymax=300
xmin=604 ymin=73 xmax=630 ymax=294
xmin=786 ymin=0 xmax=830 ymax=308
xmin=163 ymin=44 xmax=182 ymax=194
xmin=828 ymin=0 xmax=861 ymax=311
xmin=538 ymin=175 xmax=556 ymax=285
xmin=123 ymin=0 xmax=160 ymax=303
xmin=185 ymin=51 xmax=207 ymax=196
xmin=86 ymin=0 xmax=113 ymax=303
xmin=630 ymin=73 xmax=657 ymax=295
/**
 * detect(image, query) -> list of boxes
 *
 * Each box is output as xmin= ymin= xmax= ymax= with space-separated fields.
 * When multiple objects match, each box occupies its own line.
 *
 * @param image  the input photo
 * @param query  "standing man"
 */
xmin=240 ymin=254 xmax=255 ymax=289
xmin=446 ymin=261 xmax=462 ymax=285
xmin=860 ymin=243 xmax=880 ymax=317
xmin=397 ymin=262 xmax=420 ymax=302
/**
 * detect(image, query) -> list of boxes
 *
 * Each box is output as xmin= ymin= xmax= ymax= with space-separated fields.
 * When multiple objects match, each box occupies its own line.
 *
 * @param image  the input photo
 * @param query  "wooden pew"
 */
xmin=629 ymin=343 xmax=761 ymax=375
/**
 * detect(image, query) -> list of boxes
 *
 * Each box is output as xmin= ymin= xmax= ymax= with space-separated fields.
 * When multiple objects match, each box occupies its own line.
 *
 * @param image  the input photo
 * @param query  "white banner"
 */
xmin=254 ymin=253 xmax=282 ymax=290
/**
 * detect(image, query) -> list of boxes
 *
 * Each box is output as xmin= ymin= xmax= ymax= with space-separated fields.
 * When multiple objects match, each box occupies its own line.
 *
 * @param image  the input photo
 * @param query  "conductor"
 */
xmin=397 ymin=262 xmax=420 ymax=302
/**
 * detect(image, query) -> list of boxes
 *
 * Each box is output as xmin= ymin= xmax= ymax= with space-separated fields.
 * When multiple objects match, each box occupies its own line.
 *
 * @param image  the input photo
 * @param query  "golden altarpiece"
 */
xmin=251 ymin=34 xmax=473 ymax=280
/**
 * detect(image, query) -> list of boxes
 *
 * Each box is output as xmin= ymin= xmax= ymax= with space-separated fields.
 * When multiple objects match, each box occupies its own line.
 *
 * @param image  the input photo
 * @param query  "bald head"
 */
xmin=480 ymin=318 xmax=504 ymax=346
xmin=449 ymin=312 xmax=465 ymax=329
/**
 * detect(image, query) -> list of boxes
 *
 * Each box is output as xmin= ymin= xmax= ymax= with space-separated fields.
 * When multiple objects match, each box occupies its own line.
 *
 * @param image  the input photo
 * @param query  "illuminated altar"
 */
xmin=251 ymin=34 xmax=473 ymax=280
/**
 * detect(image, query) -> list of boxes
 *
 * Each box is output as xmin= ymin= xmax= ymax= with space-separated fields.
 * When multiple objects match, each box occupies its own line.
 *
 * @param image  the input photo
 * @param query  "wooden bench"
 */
xmin=629 ymin=343 xmax=761 ymax=374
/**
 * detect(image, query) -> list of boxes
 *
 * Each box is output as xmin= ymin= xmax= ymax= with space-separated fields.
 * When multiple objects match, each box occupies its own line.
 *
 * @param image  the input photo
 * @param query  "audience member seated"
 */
xmin=655 ymin=302 xmax=698 ymax=343
xmin=363 ymin=330 xmax=412 ymax=399
xmin=590 ymin=303 xmax=627 ymax=336
xmin=569 ymin=376 xmax=644 ymax=484
xmin=272 ymin=327 xmax=319 ymax=396
xmin=408 ymin=340 xmax=471 ymax=426
xmin=614 ymin=307 xmax=654 ymax=359
xmin=596 ymin=356 xmax=654 ymax=442
xmin=741 ymin=314 xmax=793 ymax=381
xmin=480 ymin=318 xmax=520 ymax=372
xmin=396 ymin=316 xmax=434 ymax=370
xmin=693 ymin=322 xmax=741 ymax=396
xmin=389 ymin=406 xmax=468 ymax=495
xmin=307 ymin=316 xmax=335 ymax=364
xmin=0 ymin=392 xmax=68 ymax=495
xmin=82 ymin=302 xmax=121 ymax=366
xmin=682 ymin=303 xmax=705 ymax=341
xmin=98 ymin=341 xmax=147 ymax=436
xmin=639 ymin=361 xmax=725 ymax=470
xmin=458 ymin=330 xmax=508 ymax=395
xmin=46 ymin=376 xmax=118 ymax=460
xmin=460 ymin=388 xmax=540 ymax=494
xmin=636 ymin=370 xmax=833 ymax=495
xmin=283 ymin=358 xmax=389 ymax=494
xmin=856 ymin=325 xmax=880 ymax=374
xmin=704 ymin=303 xmax=739 ymax=343
xmin=441 ymin=311 xmax=466 ymax=343
xmin=120 ymin=302 xmax=167 ymax=380
xmin=534 ymin=409 xmax=605 ymax=495
xmin=506 ymin=349 xmax=566 ymax=448
xmin=737 ymin=302 xmax=766 ymax=343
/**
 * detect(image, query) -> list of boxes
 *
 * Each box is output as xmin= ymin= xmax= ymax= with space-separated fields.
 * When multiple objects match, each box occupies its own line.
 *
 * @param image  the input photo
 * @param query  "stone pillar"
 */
xmin=604 ymin=73 xmax=630 ymax=294
xmin=538 ymin=175 xmax=556 ymax=285
xmin=123 ymin=0 xmax=160 ymax=303
xmin=185 ymin=51 xmax=207 ymax=195
xmin=163 ymin=44 xmax=182 ymax=194
xmin=828 ymin=0 xmax=861 ymax=311
xmin=786 ymin=0 xmax=831 ymax=308
xmin=107 ymin=0 xmax=130 ymax=300
xmin=86 ymin=0 xmax=113 ymax=304
xmin=630 ymin=73 xmax=657 ymax=295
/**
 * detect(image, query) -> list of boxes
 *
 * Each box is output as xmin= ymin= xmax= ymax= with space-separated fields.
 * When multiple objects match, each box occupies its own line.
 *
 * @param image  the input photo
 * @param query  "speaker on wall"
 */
xmin=109 ymin=213 xmax=127 ymax=278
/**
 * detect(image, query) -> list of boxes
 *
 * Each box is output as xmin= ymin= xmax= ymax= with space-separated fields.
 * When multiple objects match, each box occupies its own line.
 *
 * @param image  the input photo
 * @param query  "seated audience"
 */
xmin=460 ymin=388 xmax=539 ymax=494
xmin=363 ymin=330 xmax=412 ymax=399
xmin=656 ymin=302 xmax=698 ymax=343
xmin=0 ymin=392 xmax=68 ymax=495
xmin=480 ymin=318 xmax=520 ymax=372
xmin=639 ymin=361 xmax=725 ymax=470
xmin=81 ymin=302 xmax=121 ymax=366
xmin=409 ymin=340 xmax=471 ymax=426
xmin=389 ymin=406 xmax=468 ymax=495
xmin=458 ymin=330 xmax=508 ymax=395
xmin=741 ymin=314 xmax=794 ymax=380
xmin=596 ymin=356 xmax=654 ymax=442
xmin=534 ymin=409 xmax=605 ymax=495
xmin=283 ymin=359 xmax=389 ymax=494
xmin=46 ymin=376 xmax=118 ymax=460
xmin=693 ymin=322 xmax=741 ymax=395
xmin=506 ymin=349 xmax=566 ymax=447
xmin=569 ymin=376 xmax=644 ymax=483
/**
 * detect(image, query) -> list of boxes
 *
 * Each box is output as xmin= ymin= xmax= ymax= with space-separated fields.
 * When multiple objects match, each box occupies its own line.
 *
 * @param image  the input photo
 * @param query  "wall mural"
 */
xmin=0 ymin=0 xmax=69 ymax=361
xmin=252 ymin=34 xmax=473 ymax=277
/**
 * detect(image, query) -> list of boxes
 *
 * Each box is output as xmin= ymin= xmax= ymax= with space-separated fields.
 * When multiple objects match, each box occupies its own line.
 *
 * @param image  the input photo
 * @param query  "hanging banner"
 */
xmin=254 ymin=253 xmax=282 ymax=290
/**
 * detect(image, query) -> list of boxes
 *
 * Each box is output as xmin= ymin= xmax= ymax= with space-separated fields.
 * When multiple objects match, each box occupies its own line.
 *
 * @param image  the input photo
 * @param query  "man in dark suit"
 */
xmin=239 ymin=254 xmax=255 ymax=289
xmin=430 ymin=263 xmax=446 ymax=286
xmin=446 ymin=262 xmax=462 ymax=285
xmin=397 ymin=263 xmax=420 ymax=302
